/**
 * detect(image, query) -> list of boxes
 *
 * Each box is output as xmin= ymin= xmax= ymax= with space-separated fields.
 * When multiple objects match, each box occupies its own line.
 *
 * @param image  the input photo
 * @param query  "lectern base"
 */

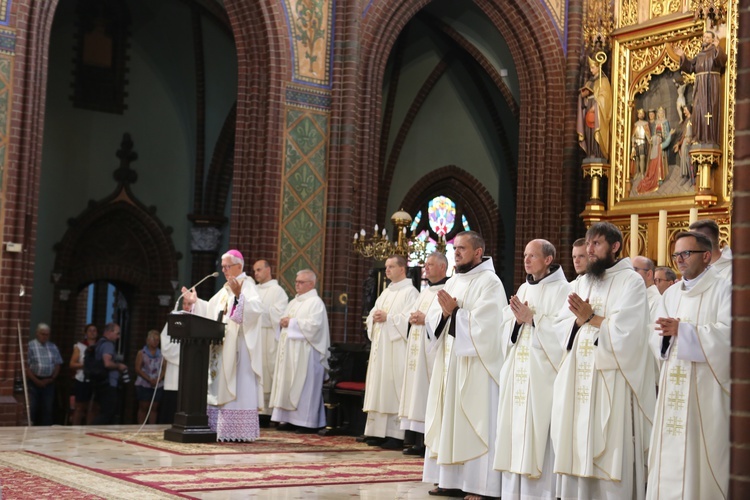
xmin=164 ymin=426 xmax=217 ymax=443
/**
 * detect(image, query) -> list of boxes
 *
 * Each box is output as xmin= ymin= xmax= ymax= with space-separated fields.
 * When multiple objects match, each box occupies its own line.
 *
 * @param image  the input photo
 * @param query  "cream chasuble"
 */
xmin=494 ymin=265 xmax=570 ymax=481
xmin=424 ymin=257 xmax=506 ymax=467
xmin=255 ymin=279 xmax=289 ymax=413
xmin=646 ymin=284 xmax=662 ymax=321
xmin=193 ymin=273 xmax=264 ymax=408
xmin=269 ymin=288 xmax=330 ymax=412
xmin=550 ymin=258 xmax=655 ymax=499
xmin=713 ymin=246 xmax=732 ymax=281
xmin=398 ymin=280 xmax=445 ymax=432
xmin=647 ymin=267 xmax=730 ymax=500
xmin=363 ymin=278 xmax=418 ymax=437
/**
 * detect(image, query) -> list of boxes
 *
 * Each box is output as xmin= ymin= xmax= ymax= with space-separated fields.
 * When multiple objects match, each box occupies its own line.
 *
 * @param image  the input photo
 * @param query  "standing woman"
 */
xmin=134 ymin=330 xmax=165 ymax=424
xmin=69 ymin=323 xmax=99 ymax=425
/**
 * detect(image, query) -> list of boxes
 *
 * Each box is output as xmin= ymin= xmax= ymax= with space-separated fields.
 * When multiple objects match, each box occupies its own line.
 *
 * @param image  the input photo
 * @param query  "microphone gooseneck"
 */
xmin=174 ymin=272 xmax=220 ymax=311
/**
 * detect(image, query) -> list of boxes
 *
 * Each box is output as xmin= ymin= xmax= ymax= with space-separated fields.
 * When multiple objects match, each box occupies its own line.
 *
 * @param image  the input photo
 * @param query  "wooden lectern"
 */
xmin=163 ymin=312 xmax=225 ymax=443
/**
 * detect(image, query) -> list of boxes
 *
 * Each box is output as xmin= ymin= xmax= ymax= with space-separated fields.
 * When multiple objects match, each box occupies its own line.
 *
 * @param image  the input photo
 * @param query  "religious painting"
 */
xmin=628 ymin=70 xmax=696 ymax=198
xmin=607 ymin=11 xmax=736 ymax=212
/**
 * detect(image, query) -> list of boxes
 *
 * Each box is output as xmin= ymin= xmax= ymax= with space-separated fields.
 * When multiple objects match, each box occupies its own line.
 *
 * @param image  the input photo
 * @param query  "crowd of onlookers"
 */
xmin=25 ymin=321 xmax=164 ymax=426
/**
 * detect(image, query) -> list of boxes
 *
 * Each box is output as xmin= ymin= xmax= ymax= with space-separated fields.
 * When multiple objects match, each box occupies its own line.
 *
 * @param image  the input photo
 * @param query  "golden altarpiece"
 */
xmin=578 ymin=0 xmax=737 ymax=269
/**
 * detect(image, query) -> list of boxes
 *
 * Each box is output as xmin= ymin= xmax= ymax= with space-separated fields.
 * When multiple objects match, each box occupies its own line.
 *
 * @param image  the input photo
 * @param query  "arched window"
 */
xmin=409 ymin=195 xmax=471 ymax=273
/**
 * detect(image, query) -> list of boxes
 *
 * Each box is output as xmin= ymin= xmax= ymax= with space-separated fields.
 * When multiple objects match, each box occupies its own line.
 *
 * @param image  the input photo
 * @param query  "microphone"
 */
xmin=173 ymin=272 xmax=220 ymax=311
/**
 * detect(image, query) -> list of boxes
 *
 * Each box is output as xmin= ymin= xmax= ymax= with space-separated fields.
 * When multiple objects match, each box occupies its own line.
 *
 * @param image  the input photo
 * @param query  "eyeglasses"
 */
xmin=221 ymin=263 xmax=240 ymax=271
xmin=671 ymin=250 xmax=708 ymax=261
xmin=653 ymin=278 xmax=672 ymax=284
xmin=632 ymin=267 xmax=649 ymax=273
xmin=295 ymin=280 xmax=311 ymax=285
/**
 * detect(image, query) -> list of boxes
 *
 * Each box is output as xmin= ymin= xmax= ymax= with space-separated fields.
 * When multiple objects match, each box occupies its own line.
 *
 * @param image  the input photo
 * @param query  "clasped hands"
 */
xmin=655 ymin=317 xmax=679 ymax=337
xmin=372 ymin=310 xmax=388 ymax=323
xmin=568 ymin=292 xmax=599 ymax=327
xmin=280 ymin=317 xmax=291 ymax=328
xmin=510 ymin=295 xmax=533 ymax=325
xmin=436 ymin=290 xmax=458 ymax=319
xmin=409 ymin=310 xmax=426 ymax=325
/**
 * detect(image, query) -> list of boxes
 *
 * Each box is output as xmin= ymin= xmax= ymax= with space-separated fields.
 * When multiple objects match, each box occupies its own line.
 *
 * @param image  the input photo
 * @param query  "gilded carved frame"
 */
xmin=608 ymin=6 xmax=737 ymax=214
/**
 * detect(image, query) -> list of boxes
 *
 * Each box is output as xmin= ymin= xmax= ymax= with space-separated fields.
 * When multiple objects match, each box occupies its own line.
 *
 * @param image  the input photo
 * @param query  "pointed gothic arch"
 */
xmin=355 ymin=0 xmax=567 ymax=286
xmin=399 ymin=165 xmax=502 ymax=274
xmin=49 ymin=134 xmax=179 ymax=423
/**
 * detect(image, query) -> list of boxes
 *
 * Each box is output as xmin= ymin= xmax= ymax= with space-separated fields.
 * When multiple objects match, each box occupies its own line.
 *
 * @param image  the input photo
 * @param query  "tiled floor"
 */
xmin=0 ymin=425 xmax=433 ymax=499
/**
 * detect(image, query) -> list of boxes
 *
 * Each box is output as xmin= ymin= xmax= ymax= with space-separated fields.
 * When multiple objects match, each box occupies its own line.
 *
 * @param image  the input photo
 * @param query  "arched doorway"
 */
xmin=48 ymin=136 xmax=179 ymax=424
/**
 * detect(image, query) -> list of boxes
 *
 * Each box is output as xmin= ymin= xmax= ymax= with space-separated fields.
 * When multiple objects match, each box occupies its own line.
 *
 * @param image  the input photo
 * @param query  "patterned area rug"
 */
xmin=104 ymin=457 xmax=425 ymax=492
xmin=88 ymin=428 xmax=373 ymax=455
xmin=0 ymin=451 xmax=189 ymax=499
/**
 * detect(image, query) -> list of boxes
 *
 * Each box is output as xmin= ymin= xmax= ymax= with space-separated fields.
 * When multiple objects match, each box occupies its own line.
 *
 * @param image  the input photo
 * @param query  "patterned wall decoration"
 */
xmin=0 ymin=1 xmax=10 ymax=26
xmin=0 ymin=27 xmax=14 ymax=55
xmin=0 ymin=53 xmax=12 ymax=272
xmin=278 ymin=85 xmax=330 ymax=294
xmin=542 ymin=0 xmax=567 ymax=37
xmin=281 ymin=0 xmax=335 ymax=88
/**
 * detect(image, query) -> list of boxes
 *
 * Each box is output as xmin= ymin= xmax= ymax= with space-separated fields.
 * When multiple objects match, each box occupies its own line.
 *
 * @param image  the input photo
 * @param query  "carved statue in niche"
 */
xmin=637 ymin=107 xmax=672 ymax=193
xmin=630 ymin=108 xmax=651 ymax=177
xmin=577 ymin=52 xmax=612 ymax=162
xmin=673 ymin=105 xmax=694 ymax=184
xmin=673 ymin=30 xmax=727 ymax=147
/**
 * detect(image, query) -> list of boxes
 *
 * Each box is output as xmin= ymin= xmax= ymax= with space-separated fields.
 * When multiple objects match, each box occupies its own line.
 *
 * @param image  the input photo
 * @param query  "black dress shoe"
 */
xmin=276 ymin=422 xmax=297 ymax=431
xmin=295 ymin=426 xmax=320 ymax=434
xmin=379 ymin=437 xmax=404 ymax=450
xmin=363 ymin=436 xmax=386 ymax=446
xmin=402 ymin=445 xmax=425 ymax=456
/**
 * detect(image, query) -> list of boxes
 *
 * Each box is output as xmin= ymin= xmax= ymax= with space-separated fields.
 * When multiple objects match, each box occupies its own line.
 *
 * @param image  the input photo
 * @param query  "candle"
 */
xmin=374 ymin=224 xmax=379 ymax=233
xmin=354 ymin=233 xmax=358 ymax=241
xmin=689 ymin=208 xmax=698 ymax=225
xmin=657 ymin=210 xmax=668 ymax=266
xmin=382 ymin=228 xmax=387 ymax=237
xmin=630 ymin=214 xmax=639 ymax=258
xmin=360 ymin=229 xmax=365 ymax=237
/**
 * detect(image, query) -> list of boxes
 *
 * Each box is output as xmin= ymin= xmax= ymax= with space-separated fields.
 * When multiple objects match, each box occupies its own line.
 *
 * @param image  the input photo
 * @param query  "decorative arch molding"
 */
xmin=356 ymin=0 xmax=567 ymax=285
xmin=222 ymin=0 xmax=290 ymax=267
xmin=399 ymin=165 xmax=501 ymax=271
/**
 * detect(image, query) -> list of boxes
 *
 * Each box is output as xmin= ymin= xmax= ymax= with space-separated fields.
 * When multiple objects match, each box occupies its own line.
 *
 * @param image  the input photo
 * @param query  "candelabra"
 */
xmin=352 ymin=209 xmax=447 ymax=263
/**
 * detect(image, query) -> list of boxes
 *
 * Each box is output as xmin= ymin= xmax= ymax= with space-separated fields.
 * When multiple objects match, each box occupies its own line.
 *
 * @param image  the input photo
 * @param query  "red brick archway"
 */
xmin=325 ymin=0 xmax=567 ymax=332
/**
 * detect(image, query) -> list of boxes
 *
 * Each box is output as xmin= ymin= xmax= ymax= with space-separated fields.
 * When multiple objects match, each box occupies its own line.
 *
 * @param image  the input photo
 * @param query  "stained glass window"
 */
xmin=409 ymin=195 xmax=471 ymax=275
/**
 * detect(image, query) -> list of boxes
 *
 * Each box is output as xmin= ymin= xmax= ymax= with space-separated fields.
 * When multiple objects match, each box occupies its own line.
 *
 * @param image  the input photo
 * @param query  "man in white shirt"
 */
xmin=494 ymin=239 xmax=570 ymax=499
xmin=689 ymin=219 xmax=732 ymax=281
xmin=398 ymin=252 xmax=448 ymax=456
xmin=182 ymin=249 xmax=264 ymax=441
xmin=647 ymin=231 xmax=730 ymax=499
xmin=363 ymin=254 xmax=419 ymax=449
xmin=423 ymin=231 xmax=507 ymax=500
xmin=571 ymin=238 xmax=588 ymax=281
xmin=252 ymin=259 xmax=289 ymax=427
xmin=653 ymin=266 xmax=677 ymax=294
xmin=551 ymin=222 xmax=655 ymax=499
xmin=270 ymin=270 xmax=329 ymax=433
xmin=632 ymin=255 xmax=661 ymax=320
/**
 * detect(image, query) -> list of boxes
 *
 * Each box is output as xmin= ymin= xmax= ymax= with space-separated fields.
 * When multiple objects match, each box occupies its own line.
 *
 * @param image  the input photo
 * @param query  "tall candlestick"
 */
xmin=689 ymin=208 xmax=698 ymax=225
xmin=630 ymin=214 xmax=639 ymax=258
xmin=657 ymin=210 xmax=668 ymax=266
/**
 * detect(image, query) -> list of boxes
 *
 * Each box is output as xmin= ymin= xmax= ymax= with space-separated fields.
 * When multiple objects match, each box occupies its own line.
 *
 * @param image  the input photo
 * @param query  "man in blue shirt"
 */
xmin=92 ymin=323 xmax=128 ymax=425
xmin=26 ymin=323 xmax=63 ymax=425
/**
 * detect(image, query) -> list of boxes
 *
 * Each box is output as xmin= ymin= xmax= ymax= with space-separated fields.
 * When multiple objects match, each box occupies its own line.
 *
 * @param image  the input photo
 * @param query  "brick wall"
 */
xmin=731 ymin=0 xmax=750 ymax=495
